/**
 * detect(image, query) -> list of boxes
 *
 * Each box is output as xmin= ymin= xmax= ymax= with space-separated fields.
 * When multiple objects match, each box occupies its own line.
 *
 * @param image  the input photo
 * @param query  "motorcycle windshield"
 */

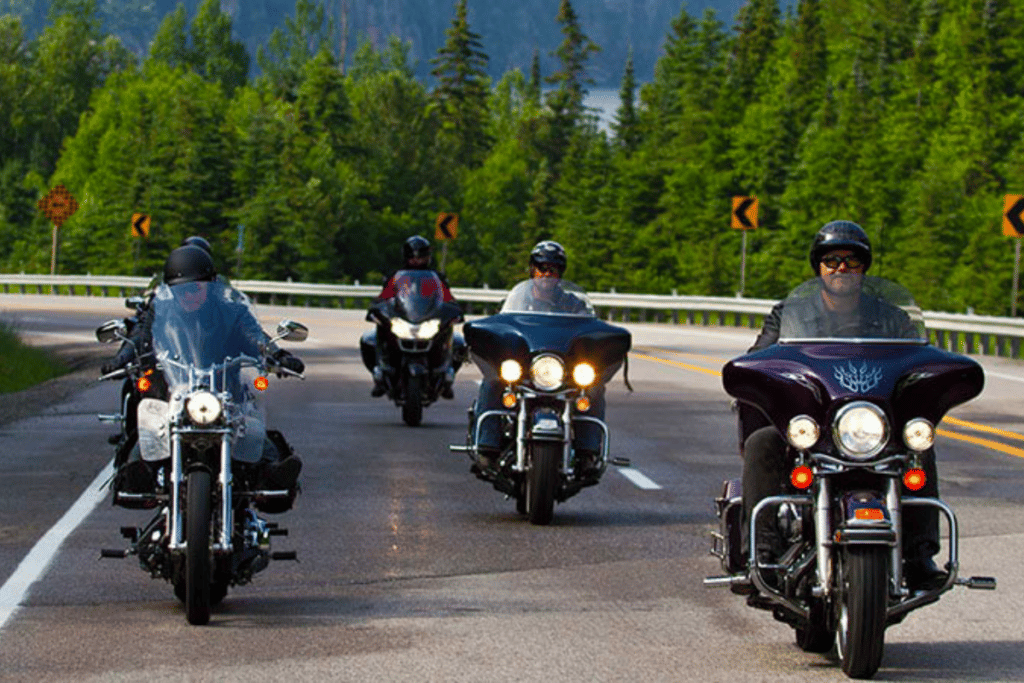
xmin=149 ymin=280 xmax=263 ymax=395
xmin=500 ymin=279 xmax=596 ymax=317
xmin=391 ymin=269 xmax=446 ymax=323
xmin=778 ymin=275 xmax=927 ymax=344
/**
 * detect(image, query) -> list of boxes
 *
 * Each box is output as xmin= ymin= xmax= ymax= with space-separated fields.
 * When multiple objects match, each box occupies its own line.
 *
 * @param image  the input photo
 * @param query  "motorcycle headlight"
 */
xmin=833 ymin=401 xmax=888 ymax=460
xmin=787 ymin=415 xmax=820 ymax=450
xmin=390 ymin=318 xmax=440 ymax=340
xmin=572 ymin=362 xmax=596 ymax=387
xmin=500 ymin=360 xmax=522 ymax=382
xmin=903 ymin=418 xmax=934 ymax=452
xmin=530 ymin=355 xmax=565 ymax=391
xmin=186 ymin=390 xmax=222 ymax=425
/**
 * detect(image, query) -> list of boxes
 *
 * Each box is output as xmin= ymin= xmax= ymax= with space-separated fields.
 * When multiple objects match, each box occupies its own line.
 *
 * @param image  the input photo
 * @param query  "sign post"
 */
xmin=36 ymin=185 xmax=79 ymax=287
xmin=731 ymin=196 xmax=758 ymax=296
xmin=435 ymin=212 xmax=459 ymax=273
xmin=1003 ymin=194 xmax=1024 ymax=315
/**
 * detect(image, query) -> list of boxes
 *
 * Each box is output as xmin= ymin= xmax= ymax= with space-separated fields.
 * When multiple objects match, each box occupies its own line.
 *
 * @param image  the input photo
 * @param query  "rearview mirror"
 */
xmin=125 ymin=295 xmax=146 ymax=310
xmin=96 ymin=319 xmax=127 ymax=344
xmin=276 ymin=320 xmax=308 ymax=342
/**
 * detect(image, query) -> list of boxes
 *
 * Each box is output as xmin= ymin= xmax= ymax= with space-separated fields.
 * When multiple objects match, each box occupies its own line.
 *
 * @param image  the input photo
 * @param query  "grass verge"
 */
xmin=0 ymin=321 xmax=69 ymax=394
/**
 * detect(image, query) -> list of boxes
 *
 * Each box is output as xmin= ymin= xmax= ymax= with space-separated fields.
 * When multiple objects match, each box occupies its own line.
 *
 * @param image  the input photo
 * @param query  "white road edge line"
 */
xmin=0 ymin=459 xmax=114 ymax=633
xmin=618 ymin=467 xmax=662 ymax=490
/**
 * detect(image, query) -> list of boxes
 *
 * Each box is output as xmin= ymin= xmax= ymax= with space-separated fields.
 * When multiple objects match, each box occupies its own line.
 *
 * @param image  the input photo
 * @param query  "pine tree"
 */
xmin=544 ymin=0 xmax=600 ymax=169
xmin=611 ymin=50 xmax=640 ymax=153
xmin=431 ymin=0 xmax=492 ymax=168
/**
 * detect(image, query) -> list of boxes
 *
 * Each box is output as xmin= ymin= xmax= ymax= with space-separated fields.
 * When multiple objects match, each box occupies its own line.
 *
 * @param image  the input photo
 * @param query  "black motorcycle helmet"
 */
xmin=164 ymin=245 xmax=217 ymax=286
xmin=529 ymin=240 xmax=567 ymax=276
xmin=809 ymin=221 xmax=872 ymax=273
xmin=403 ymin=235 xmax=432 ymax=266
xmin=181 ymin=235 xmax=212 ymax=256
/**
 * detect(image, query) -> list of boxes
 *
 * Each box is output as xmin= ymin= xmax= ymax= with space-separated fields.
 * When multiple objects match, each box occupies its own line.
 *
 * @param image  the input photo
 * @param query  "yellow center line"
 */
xmin=633 ymin=345 xmax=729 ymax=365
xmin=631 ymin=352 xmax=722 ymax=377
xmin=937 ymin=429 xmax=1024 ymax=459
xmin=941 ymin=416 xmax=1024 ymax=442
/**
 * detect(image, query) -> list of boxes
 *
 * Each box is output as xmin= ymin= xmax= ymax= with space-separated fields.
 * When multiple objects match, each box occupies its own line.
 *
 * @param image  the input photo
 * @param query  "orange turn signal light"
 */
xmin=502 ymin=392 xmax=517 ymax=408
xmin=790 ymin=465 xmax=813 ymax=489
xmin=136 ymin=376 xmax=152 ymax=392
xmin=855 ymin=508 xmax=885 ymax=521
xmin=254 ymin=376 xmax=269 ymax=391
xmin=575 ymin=396 xmax=591 ymax=412
xmin=903 ymin=468 xmax=926 ymax=491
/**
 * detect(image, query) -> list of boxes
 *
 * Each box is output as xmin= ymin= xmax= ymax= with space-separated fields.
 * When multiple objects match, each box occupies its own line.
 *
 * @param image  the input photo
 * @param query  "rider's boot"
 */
xmin=440 ymin=368 xmax=455 ymax=399
xmin=371 ymin=365 xmax=388 ymax=397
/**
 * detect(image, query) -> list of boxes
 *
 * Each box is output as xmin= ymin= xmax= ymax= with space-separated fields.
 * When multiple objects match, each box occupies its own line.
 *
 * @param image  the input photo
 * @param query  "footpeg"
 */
xmin=958 ymin=576 xmax=997 ymax=590
xmin=268 ymin=528 xmax=288 ymax=536
xmin=271 ymin=551 xmax=297 ymax=561
xmin=610 ymin=456 xmax=631 ymax=467
xmin=100 ymin=548 xmax=128 ymax=559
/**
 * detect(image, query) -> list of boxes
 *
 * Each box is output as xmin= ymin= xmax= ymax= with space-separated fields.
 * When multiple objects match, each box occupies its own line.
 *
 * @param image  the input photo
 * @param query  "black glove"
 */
xmin=273 ymin=350 xmax=304 ymax=374
xmin=101 ymin=361 xmax=121 ymax=376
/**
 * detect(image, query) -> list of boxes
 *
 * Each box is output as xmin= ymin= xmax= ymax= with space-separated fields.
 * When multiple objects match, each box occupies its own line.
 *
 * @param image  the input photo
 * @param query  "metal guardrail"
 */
xmin=3 ymin=273 xmax=1024 ymax=359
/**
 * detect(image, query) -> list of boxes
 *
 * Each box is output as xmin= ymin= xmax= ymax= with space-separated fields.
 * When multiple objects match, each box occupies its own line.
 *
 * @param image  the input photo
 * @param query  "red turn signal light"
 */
xmin=903 ymin=468 xmax=926 ymax=491
xmin=855 ymin=508 xmax=885 ymax=521
xmin=254 ymin=376 xmax=269 ymax=391
xmin=136 ymin=376 xmax=152 ymax=392
xmin=790 ymin=465 xmax=813 ymax=489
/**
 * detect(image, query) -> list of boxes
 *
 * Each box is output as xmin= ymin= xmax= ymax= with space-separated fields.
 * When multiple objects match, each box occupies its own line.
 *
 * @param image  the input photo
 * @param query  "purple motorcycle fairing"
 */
xmin=723 ymin=341 xmax=983 ymax=452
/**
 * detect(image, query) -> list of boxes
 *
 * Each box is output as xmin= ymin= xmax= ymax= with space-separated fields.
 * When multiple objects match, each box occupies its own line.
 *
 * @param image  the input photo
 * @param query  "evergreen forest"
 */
xmin=1 ymin=0 xmax=1024 ymax=316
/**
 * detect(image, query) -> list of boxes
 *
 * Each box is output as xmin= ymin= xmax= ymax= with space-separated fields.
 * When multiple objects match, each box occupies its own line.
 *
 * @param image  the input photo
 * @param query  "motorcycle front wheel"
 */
xmin=836 ymin=545 xmax=887 ymax=678
xmin=526 ymin=442 xmax=558 ymax=525
xmin=185 ymin=469 xmax=213 ymax=625
xmin=402 ymin=373 xmax=423 ymax=426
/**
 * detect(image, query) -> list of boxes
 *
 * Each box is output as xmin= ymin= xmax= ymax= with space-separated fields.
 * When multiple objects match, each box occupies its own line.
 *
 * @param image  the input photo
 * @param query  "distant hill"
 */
xmin=2 ymin=0 xmax=750 ymax=86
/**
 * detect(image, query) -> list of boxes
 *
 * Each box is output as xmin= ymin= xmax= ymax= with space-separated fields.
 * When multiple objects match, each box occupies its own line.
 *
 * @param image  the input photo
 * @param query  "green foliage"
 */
xmin=0 ymin=320 xmax=67 ymax=394
xmin=4 ymin=0 xmax=1024 ymax=319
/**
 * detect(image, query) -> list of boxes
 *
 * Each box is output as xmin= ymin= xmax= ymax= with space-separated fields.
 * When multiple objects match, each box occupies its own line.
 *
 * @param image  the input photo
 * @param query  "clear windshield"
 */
xmin=500 ymin=279 xmax=596 ymax=316
xmin=778 ymin=275 xmax=926 ymax=343
xmin=150 ymin=280 xmax=265 ymax=396
xmin=391 ymin=269 xmax=446 ymax=323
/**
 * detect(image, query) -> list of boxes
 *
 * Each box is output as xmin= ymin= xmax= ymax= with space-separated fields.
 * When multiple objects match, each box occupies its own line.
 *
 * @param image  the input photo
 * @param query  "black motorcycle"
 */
xmin=451 ymin=278 xmax=631 ymax=525
xmin=96 ymin=280 xmax=307 ymax=625
xmin=360 ymin=269 xmax=465 ymax=426
xmin=704 ymin=276 xmax=995 ymax=678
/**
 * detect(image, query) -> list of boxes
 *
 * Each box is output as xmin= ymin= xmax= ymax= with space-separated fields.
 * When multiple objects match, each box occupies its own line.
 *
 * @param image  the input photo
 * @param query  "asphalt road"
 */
xmin=0 ymin=295 xmax=1022 ymax=682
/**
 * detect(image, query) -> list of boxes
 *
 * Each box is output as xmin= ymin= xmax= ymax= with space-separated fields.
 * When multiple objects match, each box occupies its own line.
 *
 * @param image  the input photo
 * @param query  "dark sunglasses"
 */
xmin=821 ymin=254 xmax=865 ymax=270
xmin=534 ymin=264 xmax=561 ymax=275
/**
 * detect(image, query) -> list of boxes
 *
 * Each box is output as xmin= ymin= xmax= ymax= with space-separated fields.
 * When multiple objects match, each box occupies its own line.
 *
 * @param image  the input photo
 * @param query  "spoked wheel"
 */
xmin=836 ymin=546 xmax=888 ymax=678
xmin=525 ymin=442 xmax=559 ymax=526
xmin=185 ymin=468 xmax=213 ymax=625
xmin=402 ymin=374 xmax=423 ymax=426
xmin=794 ymin=597 xmax=834 ymax=653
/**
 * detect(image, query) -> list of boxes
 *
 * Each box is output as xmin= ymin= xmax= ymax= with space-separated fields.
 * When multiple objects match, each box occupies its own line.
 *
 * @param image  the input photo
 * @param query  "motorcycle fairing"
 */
xmin=724 ymin=343 xmax=983 ymax=447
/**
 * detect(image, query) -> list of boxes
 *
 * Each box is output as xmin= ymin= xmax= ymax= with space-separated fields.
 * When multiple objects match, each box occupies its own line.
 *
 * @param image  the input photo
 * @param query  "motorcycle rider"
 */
xmin=102 ymin=245 xmax=305 ymax=502
xmin=740 ymin=220 xmax=945 ymax=591
xmin=367 ymin=235 xmax=460 ymax=398
xmin=471 ymin=240 xmax=601 ymax=473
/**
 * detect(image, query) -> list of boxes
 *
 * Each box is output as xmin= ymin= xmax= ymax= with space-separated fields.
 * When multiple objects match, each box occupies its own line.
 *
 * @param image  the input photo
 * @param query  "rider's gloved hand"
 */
xmin=273 ymin=349 xmax=304 ymax=374
xmin=101 ymin=361 xmax=121 ymax=375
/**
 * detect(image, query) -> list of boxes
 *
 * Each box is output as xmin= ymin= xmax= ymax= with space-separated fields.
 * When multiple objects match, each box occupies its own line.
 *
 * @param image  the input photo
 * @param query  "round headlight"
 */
xmin=903 ymin=418 xmax=934 ymax=452
xmin=500 ymin=360 xmax=522 ymax=382
xmin=572 ymin=362 xmax=596 ymax=387
xmin=530 ymin=355 xmax=565 ymax=391
xmin=186 ymin=390 xmax=222 ymax=425
xmin=833 ymin=401 xmax=888 ymax=460
xmin=787 ymin=415 xmax=820 ymax=450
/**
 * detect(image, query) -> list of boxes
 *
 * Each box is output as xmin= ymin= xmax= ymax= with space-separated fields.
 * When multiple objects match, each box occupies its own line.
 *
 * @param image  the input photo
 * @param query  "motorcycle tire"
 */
xmin=794 ymin=597 xmax=834 ymax=653
xmin=836 ymin=545 xmax=887 ymax=678
xmin=402 ymin=374 xmax=423 ymax=427
xmin=526 ymin=442 xmax=558 ymax=525
xmin=185 ymin=469 xmax=213 ymax=626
